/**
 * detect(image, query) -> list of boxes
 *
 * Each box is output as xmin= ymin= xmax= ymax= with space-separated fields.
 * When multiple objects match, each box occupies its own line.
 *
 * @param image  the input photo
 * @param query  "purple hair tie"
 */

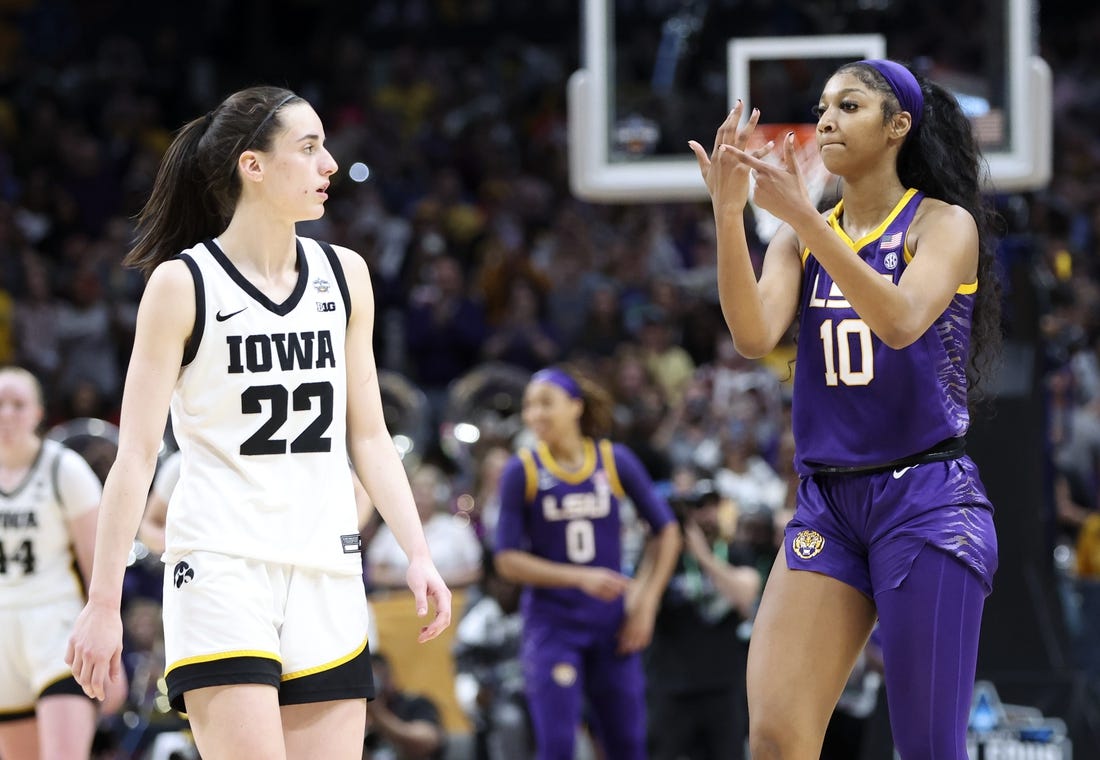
xmin=530 ymin=368 xmax=582 ymax=399
xmin=860 ymin=59 xmax=923 ymax=132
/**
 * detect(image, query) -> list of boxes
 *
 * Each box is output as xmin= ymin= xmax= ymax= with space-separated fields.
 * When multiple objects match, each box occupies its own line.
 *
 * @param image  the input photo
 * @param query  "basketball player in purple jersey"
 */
xmin=689 ymin=60 xmax=1001 ymax=758
xmin=494 ymin=367 xmax=681 ymax=760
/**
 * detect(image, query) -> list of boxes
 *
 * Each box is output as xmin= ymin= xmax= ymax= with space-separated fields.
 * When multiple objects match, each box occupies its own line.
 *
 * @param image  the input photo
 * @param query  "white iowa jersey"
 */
xmin=0 ymin=439 xmax=100 ymax=608
xmin=166 ymin=236 xmax=361 ymax=575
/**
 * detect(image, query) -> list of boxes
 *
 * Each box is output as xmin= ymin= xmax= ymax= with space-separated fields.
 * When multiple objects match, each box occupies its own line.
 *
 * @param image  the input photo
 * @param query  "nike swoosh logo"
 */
xmin=215 ymin=307 xmax=247 ymax=322
xmin=892 ymin=466 xmax=914 ymax=479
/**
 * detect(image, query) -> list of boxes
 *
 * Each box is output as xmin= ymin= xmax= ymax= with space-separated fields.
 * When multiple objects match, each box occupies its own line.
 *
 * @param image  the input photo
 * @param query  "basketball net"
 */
xmin=745 ymin=123 xmax=835 ymax=243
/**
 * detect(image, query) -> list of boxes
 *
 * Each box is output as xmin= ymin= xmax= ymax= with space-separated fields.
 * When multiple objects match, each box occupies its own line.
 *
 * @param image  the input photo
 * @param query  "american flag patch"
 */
xmin=880 ymin=231 xmax=903 ymax=251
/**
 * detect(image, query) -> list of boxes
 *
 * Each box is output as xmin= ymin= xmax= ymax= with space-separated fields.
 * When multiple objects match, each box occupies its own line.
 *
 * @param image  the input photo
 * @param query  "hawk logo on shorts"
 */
xmin=173 ymin=561 xmax=195 ymax=588
xmin=792 ymin=530 xmax=825 ymax=560
xmin=551 ymin=663 xmax=577 ymax=687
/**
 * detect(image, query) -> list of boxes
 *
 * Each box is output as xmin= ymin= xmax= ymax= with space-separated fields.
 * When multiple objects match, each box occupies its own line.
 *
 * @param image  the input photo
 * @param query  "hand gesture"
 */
xmin=725 ymin=131 xmax=817 ymax=228
xmin=66 ymin=601 xmax=124 ymax=701
xmin=682 ymin=519 xmax=712 ymax=561
xmin=577 ymin=566 xmax=631 ymax=602
xmin=406 ymin=555 xmax=453 ymax=643
xmin=617 ymin=589 xmax=657 ymax=654
xmin=688 ymin=100 xmax=768 ymax=215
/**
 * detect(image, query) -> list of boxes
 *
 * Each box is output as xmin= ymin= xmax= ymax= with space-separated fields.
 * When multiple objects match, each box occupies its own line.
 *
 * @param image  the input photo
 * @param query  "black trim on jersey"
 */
xmin=316 ymin=240 xmax=352 ymax=326
xmin=203 ymin=238 xmax=309 ymax=316
xmin=280 ymin=643 xmax=374 ymax=706
xmin=810 ymin=436 xmax=967 ymax=475
xmin=50 ymin=442 xmax=63 ymax=506
xmin=0 ymin=708 xmax=35 ymax=723
xmin=166 ymin=656 xmax=281 ymax=713
xmin=177 ymin=253 xmax=205 ymax=366
xmin=0 ymin=440 xmax=47 ymax=499
xmin=40 ymin=675 xmax=87 ymax=699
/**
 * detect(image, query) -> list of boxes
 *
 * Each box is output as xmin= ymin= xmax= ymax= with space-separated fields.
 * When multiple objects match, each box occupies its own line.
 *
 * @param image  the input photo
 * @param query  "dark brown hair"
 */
xmin=125 ymin=86 xmax=303 ymax=276
xmin=558 ymin=363 xmax=615 ymax=439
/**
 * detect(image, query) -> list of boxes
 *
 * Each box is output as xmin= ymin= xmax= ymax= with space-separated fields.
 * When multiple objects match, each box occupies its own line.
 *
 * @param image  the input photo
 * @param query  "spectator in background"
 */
xmin=13 ymin=253 xmax=62 ymax=397
xmin=55 ymin=266 xmax=120 ymax=410
xmin=635 ymin=305 xmax=696 ymax=406
xmin=365 ymin=652 xmax=447 ymax=760
xmin=570 ymin=279 xmax=629 ymax=370
xmin=646 ymin=480 xmax=761 ymax=760
xmin=404 ymin=254 xmax=488 ymax=424
xmin=366 ymin=462 xmax=484 ymax=592
xmin=481 ymin=277 xmax=561 ymax=372
xmin=453 ymin=553 xmax=528 ymax=760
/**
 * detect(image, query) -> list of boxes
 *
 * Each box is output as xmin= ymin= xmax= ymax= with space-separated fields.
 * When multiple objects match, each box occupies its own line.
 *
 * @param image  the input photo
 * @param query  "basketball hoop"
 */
xmin=745 ymin=123 xmax=835 ymax=243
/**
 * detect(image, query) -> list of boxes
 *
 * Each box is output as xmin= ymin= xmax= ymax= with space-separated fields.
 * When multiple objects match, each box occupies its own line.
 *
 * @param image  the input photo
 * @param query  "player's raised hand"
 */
xmin=688 ymin=100 xmax=768 ymax=215
xmin=725 ymin=131 xmax=817 ymax=227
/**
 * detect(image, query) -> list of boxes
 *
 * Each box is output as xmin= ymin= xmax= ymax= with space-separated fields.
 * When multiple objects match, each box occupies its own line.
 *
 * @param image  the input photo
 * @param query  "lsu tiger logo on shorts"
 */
xmin=792 ymin=529 xmax=825 ymax=559
xmin=552 ymin=663 xmax=577 ymax=687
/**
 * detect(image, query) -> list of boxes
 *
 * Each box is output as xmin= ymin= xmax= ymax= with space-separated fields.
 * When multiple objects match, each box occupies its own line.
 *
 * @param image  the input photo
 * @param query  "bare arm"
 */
xmin=618 ymin=521 xmax=682 ymax=654
xmin=494 ymin=549 xmax=631 ymax=602
xmin=683 ymin=522 xmax=761 ymax=618
xmin=336 ymin=245 xmax=451 ymax=641
xmin=137 ymin=492 xmax=169 ymax=555
xmin=68 ymin=509 xmax=98 ymax=590
xmin=689 ymin=103 xmax=803 ymax=358
xmin=67 ymin=260 xmax=192 ymax=699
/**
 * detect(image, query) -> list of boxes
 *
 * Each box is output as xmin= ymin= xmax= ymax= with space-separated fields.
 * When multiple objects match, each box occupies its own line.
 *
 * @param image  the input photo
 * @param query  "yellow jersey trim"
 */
xmin=537 ymin=439 xmax=597 ymax=484
xmin=828 ymin=188 xmax=919 ymax=252
xmin=518 ymin=448 xmax=539 ymax=504
xmin=165 ymin=649 xmax=281 ymax=678
xmin=282 ymin=636 xmax=368 ymax=682
xmin=598 ymin=440 xmax=626 ymax=499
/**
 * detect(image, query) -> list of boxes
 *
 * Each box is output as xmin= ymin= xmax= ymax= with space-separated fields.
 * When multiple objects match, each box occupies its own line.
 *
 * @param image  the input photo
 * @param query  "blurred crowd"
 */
xmin=2 ymin=0 xmax=1100 ymax=757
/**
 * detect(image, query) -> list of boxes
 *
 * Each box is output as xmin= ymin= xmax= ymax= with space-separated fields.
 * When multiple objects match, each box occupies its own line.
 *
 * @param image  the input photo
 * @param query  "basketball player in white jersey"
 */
xmin=66 ymin=86 xmax=452 ymax=760
xmin=0 ymin=366 xmax=122 ymax=759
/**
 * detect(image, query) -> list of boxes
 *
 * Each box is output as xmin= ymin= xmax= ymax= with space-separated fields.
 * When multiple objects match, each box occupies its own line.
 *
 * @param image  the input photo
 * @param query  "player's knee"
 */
xmin=748 ymin=717 xmax=805 ymax=759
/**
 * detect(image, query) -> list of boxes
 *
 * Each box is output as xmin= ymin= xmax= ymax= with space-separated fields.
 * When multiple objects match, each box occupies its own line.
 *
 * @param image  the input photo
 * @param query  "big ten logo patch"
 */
xmin=316 ymin=301 xmax=336 ymax=312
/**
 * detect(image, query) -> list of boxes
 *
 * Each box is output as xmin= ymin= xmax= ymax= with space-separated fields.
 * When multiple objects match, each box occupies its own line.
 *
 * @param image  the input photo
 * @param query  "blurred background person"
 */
xmin=494 ymin=366 xmax=681 ymax=760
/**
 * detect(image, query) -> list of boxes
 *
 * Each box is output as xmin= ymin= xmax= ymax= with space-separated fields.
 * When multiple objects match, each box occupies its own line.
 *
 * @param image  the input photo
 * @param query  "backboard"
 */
xmin=569 ymin=0 xmax=1051 ymax=202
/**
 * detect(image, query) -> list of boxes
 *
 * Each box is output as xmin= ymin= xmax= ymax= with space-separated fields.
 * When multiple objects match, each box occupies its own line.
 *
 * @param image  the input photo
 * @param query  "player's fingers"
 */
xmin=409 ymin=581 xmax=429 ymax=617
xmin=751 ymin=140 xmax=776 ymax=160
xmin=418 ymin=607 xmax=452 ymax=642
xmin=687 ymin=140 xmax=710 ymax=174
xmin=783 ymin=131 xmax=803 ymax=180
xmin=713 ymin=102 xmax=743 ymax=152
xmin=64 ymin=638 xmax=76 ymax=667
xmin=734 ymin=107 xmax=761 ymax=149
xmin=85 ymin=661 xmax=105 ymax=701
xmin=721 ymin=145 xmax=772 ymax=173
xmin=110 ymin=649 xmax=122 ymax=681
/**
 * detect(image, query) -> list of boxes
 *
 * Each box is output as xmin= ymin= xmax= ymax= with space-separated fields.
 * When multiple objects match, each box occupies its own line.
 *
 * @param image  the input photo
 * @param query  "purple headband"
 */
xmin=860 ymin=59 xmax=923 ymax=132
xmin=530 ymin=368 xmax=582 ymax=399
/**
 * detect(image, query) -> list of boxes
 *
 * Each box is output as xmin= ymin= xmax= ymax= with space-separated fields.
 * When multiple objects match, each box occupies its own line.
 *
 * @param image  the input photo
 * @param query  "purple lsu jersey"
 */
xmin=792 ymin=188 xmax=974 ymax=475
xmin=495 ymin=438 xmax=675 ymax=629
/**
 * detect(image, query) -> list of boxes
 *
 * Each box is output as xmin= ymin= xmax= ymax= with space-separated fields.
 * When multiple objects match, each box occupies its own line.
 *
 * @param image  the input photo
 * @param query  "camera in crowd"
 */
xmin=668 ymin=479 xmax=720 ymax=525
